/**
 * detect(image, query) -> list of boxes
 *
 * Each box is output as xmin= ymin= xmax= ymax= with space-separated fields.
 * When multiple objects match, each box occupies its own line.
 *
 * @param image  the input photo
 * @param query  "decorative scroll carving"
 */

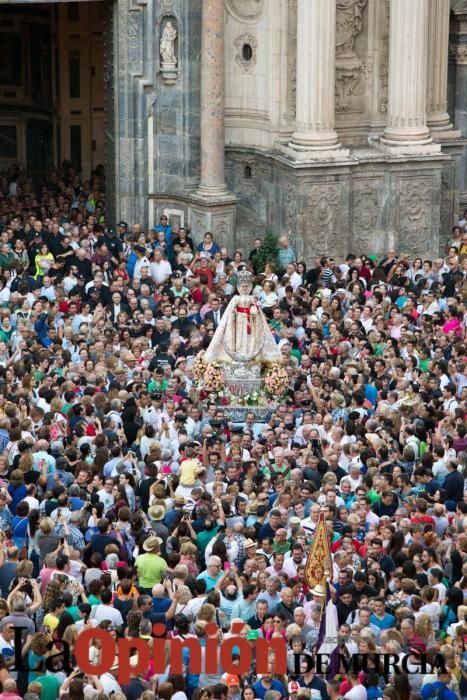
xmin=284 ymin=182 xmax=303 ymax=260
xmin=454 ymin=46 xmax=467 ymax=65
xmin=225 ymin=0 xmax=265 ymax=22
xmin=284 ymin=182 xmax=297 ymax=233
xmin=234 ymin=33 xmax=258 ymax=73
xmin=214 ymin=219 xmax=230 ymax=248
xmin=398 ymin=180 xmax=432 ymax=254
xmin=440 ymin=167 xmax=456 ymax=244
xmin=379 ymin=0 xmax=390 ymax=113
xmin=303 ymin=185 xmax=340 ymax=254
xmin=287 ymin=0 xmax=297 ymax=119
xmin=335 ymin=0 xmax=368 ymax=114
xmin=352 ymin=182 xmax=379 ymax=251
xmin=336 ymin=0 xmax=368 ymax=61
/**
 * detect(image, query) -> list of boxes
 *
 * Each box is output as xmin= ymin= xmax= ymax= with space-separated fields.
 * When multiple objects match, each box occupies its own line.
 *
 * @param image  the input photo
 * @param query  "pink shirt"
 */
xmin=442 ymin=318 xmax=462 ymax=337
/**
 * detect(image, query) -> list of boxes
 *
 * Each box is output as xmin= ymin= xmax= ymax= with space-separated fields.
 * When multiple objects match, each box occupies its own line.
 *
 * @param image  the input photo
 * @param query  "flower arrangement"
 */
xmin=264 ymin=363 xmax=289 ymax=397
xmin=399 ymin=392 xmax=421 ymax=416
xmin=219 ymin=389 xmax=268 ymax=406
xmin=192 ymin=351 xmax=208 ymax=381
xmin=203 ymin=363 xmax=226 ymax=393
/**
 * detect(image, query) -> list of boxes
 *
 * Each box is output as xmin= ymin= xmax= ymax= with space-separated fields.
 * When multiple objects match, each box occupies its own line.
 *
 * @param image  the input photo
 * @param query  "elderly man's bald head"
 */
xmin=152 ymin=584 xmax=165 ymax=597
xmin=34 ymin=439 xmax=49 ymax=452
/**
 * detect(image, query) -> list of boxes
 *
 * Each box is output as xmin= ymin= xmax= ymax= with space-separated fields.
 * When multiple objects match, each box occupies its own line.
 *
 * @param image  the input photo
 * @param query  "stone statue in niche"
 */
xmin=160 ymin=20 xmax=177 ymax=65
xmin=335 ymin=0 xmax=368 ymax=113
xmin=336 ymin=0 xmax=367 ymax=60
xmin=160 ymin=18 xmax=178 ymax=85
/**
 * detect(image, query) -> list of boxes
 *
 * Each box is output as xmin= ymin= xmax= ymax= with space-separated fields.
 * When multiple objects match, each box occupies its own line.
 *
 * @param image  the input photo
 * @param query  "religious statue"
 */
xmin=204 ymin=269 xmax=282 ymax=364
xmin=160 ymin=21 xmax=177 ymax=66
xmin=336 ymin=0 xmax=367 ymax=60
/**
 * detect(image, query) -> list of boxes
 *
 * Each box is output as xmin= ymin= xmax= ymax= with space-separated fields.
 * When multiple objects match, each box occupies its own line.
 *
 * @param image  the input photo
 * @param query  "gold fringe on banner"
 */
xmin=304 ymin=509 xmax=332 ymax=592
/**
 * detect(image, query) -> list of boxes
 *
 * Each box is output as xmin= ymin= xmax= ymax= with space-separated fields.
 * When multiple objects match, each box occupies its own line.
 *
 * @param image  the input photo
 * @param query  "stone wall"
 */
xmin=226 ymin=147 xmax=448 ymax=260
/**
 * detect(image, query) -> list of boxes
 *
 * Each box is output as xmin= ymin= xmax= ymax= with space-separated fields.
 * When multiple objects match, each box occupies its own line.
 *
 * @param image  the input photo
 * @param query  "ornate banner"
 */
xmin=304 ymin=510 xmax=332 ymax=589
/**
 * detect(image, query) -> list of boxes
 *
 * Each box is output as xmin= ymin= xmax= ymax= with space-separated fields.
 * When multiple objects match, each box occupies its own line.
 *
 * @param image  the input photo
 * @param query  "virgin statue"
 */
xmin=204 ymin=268 xmax=281 ymax=364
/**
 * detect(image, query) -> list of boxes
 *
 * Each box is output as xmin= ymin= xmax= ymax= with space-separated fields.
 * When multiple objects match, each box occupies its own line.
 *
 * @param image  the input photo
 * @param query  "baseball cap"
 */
xmin=226 ymin=675 xmax=239 ymax=687
xmin=247 ymin=629 xmax=260 ymax=640
xmin=118 ymin=221 xmax=128 ymax=228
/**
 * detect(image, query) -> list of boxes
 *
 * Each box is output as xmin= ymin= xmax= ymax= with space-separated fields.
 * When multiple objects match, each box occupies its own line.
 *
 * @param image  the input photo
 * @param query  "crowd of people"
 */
xmin=0 ymin=163 xmax=464 ymax=700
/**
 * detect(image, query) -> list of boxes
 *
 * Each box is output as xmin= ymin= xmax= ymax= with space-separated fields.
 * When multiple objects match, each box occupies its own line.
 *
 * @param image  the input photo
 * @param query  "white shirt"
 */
xmin=150 ymin=259 xmax=172 ymax=285
xmin=419 ymin=601 xmax=441 ymax=630
xmin=90 ymin=604 xmax=124 ymax=628
xmin=143 ymin=406 xmax=164 ymax=431
xmin=344 ymin=686 xmax=368 ymax=700
xmin=134 ymin=256 xmax=151 ymax=281
xmin=99 ymin=673 xmax=122 ymax=695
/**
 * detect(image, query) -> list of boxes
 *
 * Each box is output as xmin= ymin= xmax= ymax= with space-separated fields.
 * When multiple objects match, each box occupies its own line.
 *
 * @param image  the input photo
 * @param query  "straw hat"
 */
xmin=148 ymin=505 xmax=166 ymax=521
xmin=142 ymin=535 xmax=162 ymax=552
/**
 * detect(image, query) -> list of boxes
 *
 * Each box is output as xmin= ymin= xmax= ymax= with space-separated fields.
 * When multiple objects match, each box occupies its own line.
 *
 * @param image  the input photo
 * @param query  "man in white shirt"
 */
xmin=301 ymin=504 xmax=321 ymax=535
xmin=284 ymin=263 xmax=302 ymax=290
xmin=344 ymin=673 xmax=367 ymax=700
xmin=90 ymin=588 xmax=124 ymax=629
xmin=150 ymin=248 xmax=172 ymax=286
xmin=282 ymin=543 xmax=306 ymax=577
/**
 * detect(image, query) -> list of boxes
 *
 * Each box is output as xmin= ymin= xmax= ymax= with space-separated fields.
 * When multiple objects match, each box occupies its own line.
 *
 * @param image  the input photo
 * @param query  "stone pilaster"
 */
xmin=380 ymin=0 xmax=440 ymax=154
xmin=286 ymin=0 xmax=348 ymax=159
xmin=197 ymin=0 xmax=229 ymax=198
xmin=427 ymin=0 xmax=460 ymax=139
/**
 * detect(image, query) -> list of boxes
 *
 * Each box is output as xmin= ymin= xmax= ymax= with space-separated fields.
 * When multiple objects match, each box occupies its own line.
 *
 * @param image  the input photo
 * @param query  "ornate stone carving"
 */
xmin=352 ymin=183 xmax=378 ymax=251
xmin=397 ymin=180 xmax=432 ymax=253
xmin=225 ymin=0 xmax=265 ymax=23
xmin=287 ymin=0 xmax=297 ymax=119
xmin=336 ymin=0 xmax=368 ymax=61
xmin=454 ymin=46 xmax=467 ymax=65
xmin=336 ymin=62 xmax=372 ymax=112
xmin=303 ymin=185 xmax=340 ymax=254
xmin=284 ymin=182 xmax=297 ymax=233
xmin=160 ymin=16 xmax=178 ymax=85
xmin=335 ymin=0 xmax=368 ymax=114
xmin=234 ymin=33 xmax=258 ymax=73
xmin=440 ymin=167 xmax=455 ymax=243
xmin=379 ymin=0 xmax=390 ymax=113
xmin=214 ymin=219 xmax=229 ymax=248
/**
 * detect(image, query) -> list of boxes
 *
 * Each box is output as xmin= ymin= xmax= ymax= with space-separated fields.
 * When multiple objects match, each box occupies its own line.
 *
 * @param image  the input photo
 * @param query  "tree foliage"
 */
xmin=251 ymin=231 xmax=279 ymax=273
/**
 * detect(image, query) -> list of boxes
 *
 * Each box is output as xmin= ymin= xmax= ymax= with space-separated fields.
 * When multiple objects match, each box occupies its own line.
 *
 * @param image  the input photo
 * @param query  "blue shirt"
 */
xmin=370 ymin=611 xmax=396 ymax=629
xmin=421 ymin=682 xmax=458 ymax=700
xmin=253 ymin=679 xmax=286 ymax=700
xmin=196 ymin=570 xmax=222 ymax=592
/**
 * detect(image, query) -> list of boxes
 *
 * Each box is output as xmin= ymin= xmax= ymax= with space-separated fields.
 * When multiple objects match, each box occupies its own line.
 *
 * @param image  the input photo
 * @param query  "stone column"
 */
xmin=427 ymin=0 xmax=460 ymax=138
xmin=380 ymin=0 xmax=439 ymax=153
xmin=197 ymin=0 xmax=228 ymax=197
xmin=288 ymin=0 xmax=347 ymax=157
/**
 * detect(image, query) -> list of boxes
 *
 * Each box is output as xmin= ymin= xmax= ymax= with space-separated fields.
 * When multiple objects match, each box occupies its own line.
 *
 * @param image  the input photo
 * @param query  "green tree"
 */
xmin=251 ymin=231 xmax=278 ymax=273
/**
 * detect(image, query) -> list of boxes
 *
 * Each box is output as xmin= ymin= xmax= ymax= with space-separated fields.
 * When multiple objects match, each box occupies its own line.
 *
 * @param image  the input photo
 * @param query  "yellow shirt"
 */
xmin=179 ymin=458 xmax=200 ymax=486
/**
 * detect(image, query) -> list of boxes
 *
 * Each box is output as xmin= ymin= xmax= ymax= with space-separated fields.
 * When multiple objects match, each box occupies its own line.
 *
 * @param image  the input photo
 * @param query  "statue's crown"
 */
xmin=237 ymin=268 xmax=253 ymax=286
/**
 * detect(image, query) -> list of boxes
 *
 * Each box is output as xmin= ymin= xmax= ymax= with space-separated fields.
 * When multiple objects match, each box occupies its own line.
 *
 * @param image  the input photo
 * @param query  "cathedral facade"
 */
xmin=2 ymin=0 xmax=467 ymax=259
